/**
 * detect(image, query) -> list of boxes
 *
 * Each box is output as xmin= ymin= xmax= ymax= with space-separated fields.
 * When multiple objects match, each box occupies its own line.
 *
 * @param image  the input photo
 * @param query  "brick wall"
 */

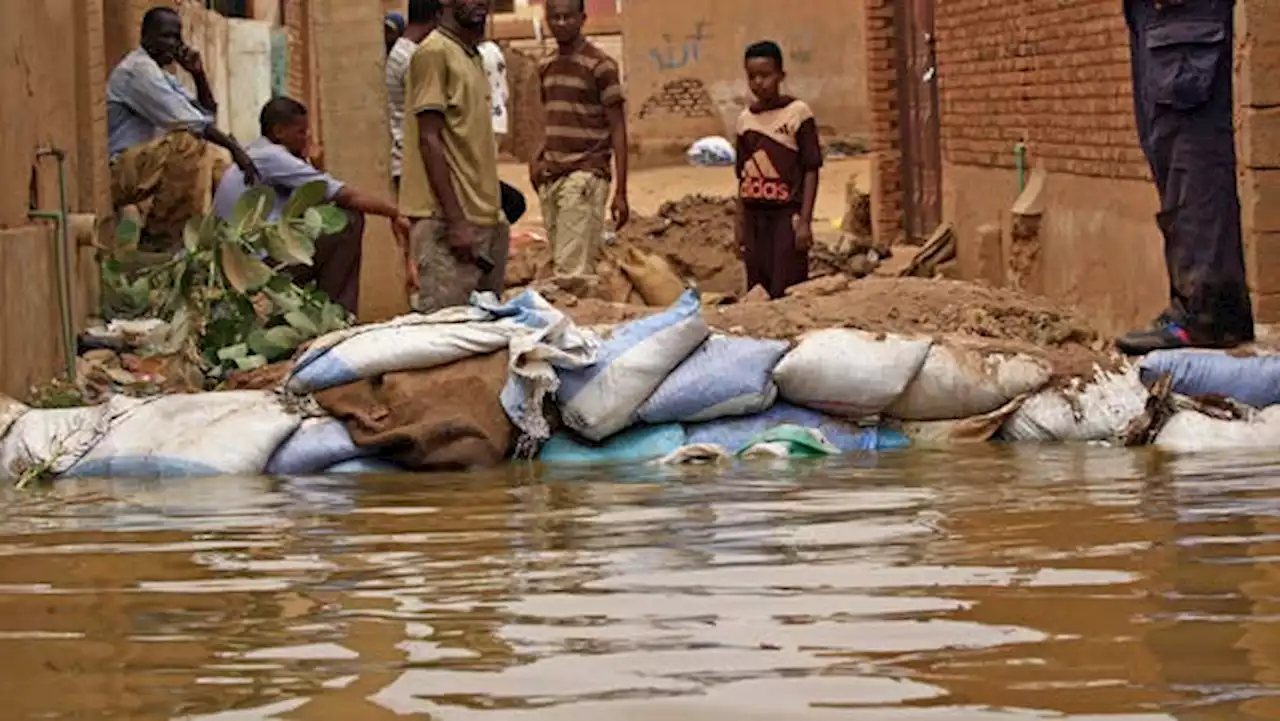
xmin=934 ymin=0 xmax=1147 ymax=181
xmin=865 ymin=0 xmax=901 ymax=247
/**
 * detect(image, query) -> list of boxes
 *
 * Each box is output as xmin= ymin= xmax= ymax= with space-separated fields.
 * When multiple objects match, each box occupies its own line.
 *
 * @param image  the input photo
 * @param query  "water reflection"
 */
xmin=0 ymin=447 xmax=1276 ymax=718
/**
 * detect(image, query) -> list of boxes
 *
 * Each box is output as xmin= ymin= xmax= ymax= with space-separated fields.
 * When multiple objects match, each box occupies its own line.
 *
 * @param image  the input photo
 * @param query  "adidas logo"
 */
xmin=741 ymin=149 xmax=791 ymax=201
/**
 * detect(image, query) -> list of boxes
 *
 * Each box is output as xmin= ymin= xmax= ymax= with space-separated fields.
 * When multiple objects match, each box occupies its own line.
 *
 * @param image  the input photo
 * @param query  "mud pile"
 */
xmin=548 ymin=277 xmax=1116 ymax=380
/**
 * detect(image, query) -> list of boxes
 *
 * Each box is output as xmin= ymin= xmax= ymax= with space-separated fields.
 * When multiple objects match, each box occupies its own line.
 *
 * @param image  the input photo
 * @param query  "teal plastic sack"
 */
xmin=539 ymin=424 xmax=687 ymax=465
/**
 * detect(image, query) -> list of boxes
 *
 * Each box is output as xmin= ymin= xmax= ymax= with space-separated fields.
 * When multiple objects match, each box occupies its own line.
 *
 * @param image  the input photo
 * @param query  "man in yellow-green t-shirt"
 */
xmin=399 ymin=0 xmax=506 ymax=313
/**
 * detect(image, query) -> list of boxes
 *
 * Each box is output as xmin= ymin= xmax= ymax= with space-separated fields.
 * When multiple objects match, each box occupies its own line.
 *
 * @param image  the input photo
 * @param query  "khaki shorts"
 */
xmin=538 ymin=171 xmax=610 ymax=277
xmin=409 ymin=218 xmax=510 ymax=314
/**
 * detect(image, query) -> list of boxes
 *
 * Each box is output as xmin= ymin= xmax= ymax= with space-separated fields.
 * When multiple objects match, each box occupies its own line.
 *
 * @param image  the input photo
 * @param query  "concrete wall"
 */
xmin=622 ymin=0 xmax=868 ymax=157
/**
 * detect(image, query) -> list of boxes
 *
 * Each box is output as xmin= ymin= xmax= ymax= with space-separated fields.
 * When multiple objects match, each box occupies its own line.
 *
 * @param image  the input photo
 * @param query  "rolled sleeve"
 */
xmin=594 ymin=58 xmax=624 ymax=107
xmin=408 ymin=42 xmax=450 ymax=114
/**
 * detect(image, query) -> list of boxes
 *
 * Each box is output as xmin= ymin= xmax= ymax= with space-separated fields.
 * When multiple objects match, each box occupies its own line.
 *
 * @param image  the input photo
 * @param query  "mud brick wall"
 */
xmin=934 ymin=0 xmax=1147 ymax=180
xmin=865 ymin=0 xmax=901 ymax=248
xmin=1236 ymin=0 xmax=1280 ymax=322
xmin=636 ymin=78 xmax=717 ymax=120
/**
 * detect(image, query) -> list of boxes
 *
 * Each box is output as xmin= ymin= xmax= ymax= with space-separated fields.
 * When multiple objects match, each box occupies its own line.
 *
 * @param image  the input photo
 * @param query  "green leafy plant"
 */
xmin=102 ymin=180 xmax=352 ymax=381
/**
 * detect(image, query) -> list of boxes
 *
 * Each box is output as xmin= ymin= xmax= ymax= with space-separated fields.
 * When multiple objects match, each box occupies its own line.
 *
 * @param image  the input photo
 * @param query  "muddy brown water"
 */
xmin=2 ymin=446 xmax=1280 ymax=720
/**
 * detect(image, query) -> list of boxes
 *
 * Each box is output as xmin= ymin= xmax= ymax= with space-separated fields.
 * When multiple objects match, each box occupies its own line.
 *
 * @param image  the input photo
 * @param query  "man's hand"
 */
xmin=793 ymin=215 xmax=813 ymax=252
xmin=446 ymin=219 xmax=479 ymax=262
xmin=391 ymin=215 xmax=420 ymax=294
xmin=528 ymin=159 xmax=547 ymax=189
xmin=177 ymin=46 xmax=205 ymax=76
xmin=611 ymin=193 xmax=630 ymax=231
xmin=235 ymin=152 xmax=261 ymax=186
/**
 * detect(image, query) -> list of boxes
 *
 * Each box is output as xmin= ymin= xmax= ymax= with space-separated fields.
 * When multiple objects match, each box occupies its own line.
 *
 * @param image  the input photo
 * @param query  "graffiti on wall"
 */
xmin=637 ymin=78 xmax=717 ymax=120
xmin=649 ymin=21 xmax=712 ymax=71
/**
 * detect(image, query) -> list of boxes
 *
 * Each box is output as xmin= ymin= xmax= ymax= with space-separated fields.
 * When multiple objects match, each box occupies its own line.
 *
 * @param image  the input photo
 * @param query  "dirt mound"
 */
xmin=550 ymin=277 xmax=1117 ymax=379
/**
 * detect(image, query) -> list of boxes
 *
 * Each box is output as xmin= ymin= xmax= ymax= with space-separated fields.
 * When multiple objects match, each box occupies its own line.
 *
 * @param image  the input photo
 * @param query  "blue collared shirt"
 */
xmin=106 ymin=47 xmax=215 ymax=159
xmin=213 ymin=137 xmax=346 ymax=221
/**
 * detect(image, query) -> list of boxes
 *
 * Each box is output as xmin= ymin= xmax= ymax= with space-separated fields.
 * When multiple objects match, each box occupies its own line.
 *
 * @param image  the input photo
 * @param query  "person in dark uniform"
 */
xmin=1117 ymin=0 xmax=1255 ymax=355
xmin=734 ymin=41 xmax=823 ymax=299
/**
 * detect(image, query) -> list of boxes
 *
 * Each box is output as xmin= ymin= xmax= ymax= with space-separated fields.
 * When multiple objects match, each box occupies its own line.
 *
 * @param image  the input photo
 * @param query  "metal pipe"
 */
xmin=29 ymin=146 xmax=77 ymax=383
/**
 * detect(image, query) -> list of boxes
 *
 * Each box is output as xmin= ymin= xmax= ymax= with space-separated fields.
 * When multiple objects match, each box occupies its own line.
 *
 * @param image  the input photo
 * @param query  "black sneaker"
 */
xmin=1115 ymin=320 xmax=1250 ymax=356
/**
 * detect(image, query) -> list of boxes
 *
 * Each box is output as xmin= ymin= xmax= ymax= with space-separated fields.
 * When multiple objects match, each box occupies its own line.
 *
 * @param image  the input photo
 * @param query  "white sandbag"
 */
xmin=1155 ymin=406 xmax=1280 ymax=452
xmin=0 ymin=396 xmax=141 ymax=480
xmin=686 ymin=136 xmax=736 ymax=167
xmin=886 ymin=340 xmax=1052 ymax=421
xmin=287 ymin=306 xmax=527 ymax=394
xmin=899 ymin=397 xmax=1025 ymax=445
xmin=556 ymin=290 xmax=709 ymax=441
xmin=772 ymin=328 xmax=932 ymax=418
xmin=66 ymin=391 xmax=302 ymax=479
xmin=266 ymin=417 xmax=370 ymax=475
xmin=1000 ymin=367 xmax=1149 ymax=442
xmin=636 ymin=335 xmax=790 ymax=424
xmin=0 ymin=394 xmax=29 ymax=441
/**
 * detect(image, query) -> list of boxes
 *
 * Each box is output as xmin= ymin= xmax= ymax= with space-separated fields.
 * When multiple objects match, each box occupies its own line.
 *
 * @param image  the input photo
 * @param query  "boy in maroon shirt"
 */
xmin=735 ymin=40 xmax=823 ymax=299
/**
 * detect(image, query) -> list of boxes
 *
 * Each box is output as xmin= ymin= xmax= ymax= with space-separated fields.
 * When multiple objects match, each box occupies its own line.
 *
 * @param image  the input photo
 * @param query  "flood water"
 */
xmin=2 ymin=446 xmax=1280 ymax=720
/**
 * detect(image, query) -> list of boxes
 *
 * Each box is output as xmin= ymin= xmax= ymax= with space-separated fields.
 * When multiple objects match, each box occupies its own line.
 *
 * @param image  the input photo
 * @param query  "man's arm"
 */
xmin=203 ymin=126 xmax=259 ymax=185
xmin=416 ymin=111 xmax=467 ymax=224
xmin=598 ymin=58 xmax=629 ymax=229
xmin=178 ymin=48 xmax=217 ymax=114
xmin=795 ymin=115 xmax=824 ymax=251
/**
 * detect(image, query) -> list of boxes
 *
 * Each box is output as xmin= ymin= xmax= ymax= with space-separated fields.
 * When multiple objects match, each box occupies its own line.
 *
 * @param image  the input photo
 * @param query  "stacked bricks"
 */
xmin=865 ymin=0 xmax=902 ymax=247
xmin=1236 ymin=0 xmax=1280 ymax=322
xmin=636 ymin=78 xmax=717 ymax=120
xmin=933 ymin=0 xmax=1147 ymax=180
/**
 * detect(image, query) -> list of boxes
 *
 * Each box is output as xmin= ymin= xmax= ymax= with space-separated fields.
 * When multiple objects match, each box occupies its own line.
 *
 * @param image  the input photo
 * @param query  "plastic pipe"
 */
xmin=29 ymin=146 xmax=77 ymax=383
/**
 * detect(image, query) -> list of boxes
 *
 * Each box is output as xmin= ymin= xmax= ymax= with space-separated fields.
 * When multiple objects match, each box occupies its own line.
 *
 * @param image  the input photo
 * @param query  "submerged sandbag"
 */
xmin=772 ymin=328 xmax=932 ymax=417
xmin=0 ymin=396 xmax=140 ymax=480
xmin=1141 ymin=350 xmax=1280 ymax=408
xmin=266 ymin=417 xmax=371 ymax=475
xmin=317 ymin=351 xmax=514 ymax=471
xmin=886 ymin=340 xmax=1051 ymax=421
xmin=1155 ymin=406 xmax=1280 ymax=452
xmin=685 ymin=403 xmax=909 ymax=454
xmin=898 ymin=397 xmax=1026 ymax=445
xmin=324 ymin=458 xmax=407 ymax=474
xmin=66 ymin=391 xmax=301 ymax=479
xmin=636 ymin=335 xmax=790 ymax=424
xmin=740 ymin=425 xmax=841 ymax=459
xmin=1000 ymin=368 xmax=1149 ymax=442
xmin=557 ymin=290 xmax=709 ymax=441
xmin=539 ymin=424 xmax=687 ymax=465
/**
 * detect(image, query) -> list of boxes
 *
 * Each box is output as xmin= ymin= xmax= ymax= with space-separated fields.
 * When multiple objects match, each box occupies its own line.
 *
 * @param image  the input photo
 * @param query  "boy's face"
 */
xmin=546 ymin=0 xmax=585 ymax=44
xmin=745 ymin=57 xmax=784 ymax=102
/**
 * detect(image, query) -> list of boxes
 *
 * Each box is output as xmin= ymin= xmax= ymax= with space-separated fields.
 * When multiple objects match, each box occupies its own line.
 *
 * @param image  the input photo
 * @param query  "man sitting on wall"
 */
xmin=108 ymin=6 xmax=259 ymax=252
xmin=213 ymin=97 xmax=413 ymax=316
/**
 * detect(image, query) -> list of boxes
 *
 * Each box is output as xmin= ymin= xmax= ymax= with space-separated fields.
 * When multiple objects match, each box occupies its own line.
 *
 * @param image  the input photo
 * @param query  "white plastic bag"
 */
xmin=1155 ymin=406 xmax=1280 ymax=452
xmin=686 ymin=136 xmax=736 ymax=167
xmin=1001 ymin=367 xmax=1148 ymax=442
xmin=66 ymin=391 xmax=302 ymax=479
xmin=886 ymin=340 xmax=1051 ymax=421
xmin=772 ymin=329 xmax=932 ymax=418
xmin=637 ymin=335 xmax=790 ymax=424
xmin=556 ymin=290 xmax=709 ymax=441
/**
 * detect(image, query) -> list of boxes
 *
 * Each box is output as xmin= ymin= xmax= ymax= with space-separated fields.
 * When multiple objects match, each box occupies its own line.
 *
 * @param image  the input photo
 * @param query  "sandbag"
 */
xmin=0 ymin=396 xmax=140 ymax=480
xmin=317 ymin=351 xmax=515 ymax=471
xmin=897 ymin=397 xmax=1025 ymax=445
xmin=1141 ymin=350 xmax=1280 ymax=408
xmin=1155 ymin=406 xmax=1280 ymax=452
xmin=66 ymin=391 xmax=302 ymax=479
xmin=772 ymin=329 xmax=932 ymax=417
xmin=686 ymin=136 xmax=736 ymax=167
xmin=324 ymin=458 xmax=407 ymax=474
xmin=636 ymin=335 xmax=790 ymax=424
xmin=266 ymin=417 xmax=371 ymax=475
xmin=685 ymin=402 xmax=909 ymax=454
xmin=0 ymin=395 xmax=30 ymax=442
xmin=557 ymin=290 xmax=709 ymax=441
xmin=619 ymin=247 xmax=686 ymax=307
xmin=740 ymin=425 xmax=841 ymax=459
xmin=539 ymin=424 xmax=687 ymax=465
xmin=885 ymin=340 xmax=1051 ymax=421
xmin=1000 ymin=368 xmax=1149 ymax=442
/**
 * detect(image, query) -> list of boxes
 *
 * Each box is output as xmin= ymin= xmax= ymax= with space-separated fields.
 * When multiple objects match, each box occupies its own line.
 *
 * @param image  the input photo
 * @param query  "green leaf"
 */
xmin=217 ymin=343 xmax=250 ymax=360
xmin=228 ymin=186 xmax=274 ymax=235
xmin=220 ymin=244 xmax=273 ymax=293
xmin=282 ymin=180 xmax=329 ymax=221
xmin=263 ymin=225 xmax=316 ymax=267
xmin=263 ymin=287 xmax=303 ymax=314
xmin=247 ymin=325 xmax=304 ymax=360
xmin=319 ymin=302 xmax=350 ymax=333
xmin=302 ymin=208 xmax=324 ymax=238
xmin=183 ymin=217 xmax=203 ymax=254
xmin=314 ymin=205 xmax=348 ymax=235
xmin=234 ymin=354 xmax=269 ymax=371
xmin=264 ymin=325 xmax=304 ymax=350
xmin=283 ymin=310 xmax=319 ymax=337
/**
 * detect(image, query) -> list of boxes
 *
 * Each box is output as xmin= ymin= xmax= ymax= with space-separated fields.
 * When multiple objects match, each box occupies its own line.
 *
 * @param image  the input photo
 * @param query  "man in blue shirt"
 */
xmin=108 ymin=6 xmax=258 ymax=252
xmin=214 ymin=97 xmax=412 ymax=315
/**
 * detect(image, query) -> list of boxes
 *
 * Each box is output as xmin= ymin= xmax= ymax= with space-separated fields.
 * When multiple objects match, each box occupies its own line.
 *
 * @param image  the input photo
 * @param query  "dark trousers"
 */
xmin=1126 ymin=0 xmax=1253 ymax=335
xmin=742 ymin=205 xmax=808 ymax=299
xmin=288 ymin=208 xmax=364 ymax=315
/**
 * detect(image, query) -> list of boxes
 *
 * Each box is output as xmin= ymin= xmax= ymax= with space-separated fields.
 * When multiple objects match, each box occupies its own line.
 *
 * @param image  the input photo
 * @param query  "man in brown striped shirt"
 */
xmin=530 ymin=0 xmax=630 ymax=277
